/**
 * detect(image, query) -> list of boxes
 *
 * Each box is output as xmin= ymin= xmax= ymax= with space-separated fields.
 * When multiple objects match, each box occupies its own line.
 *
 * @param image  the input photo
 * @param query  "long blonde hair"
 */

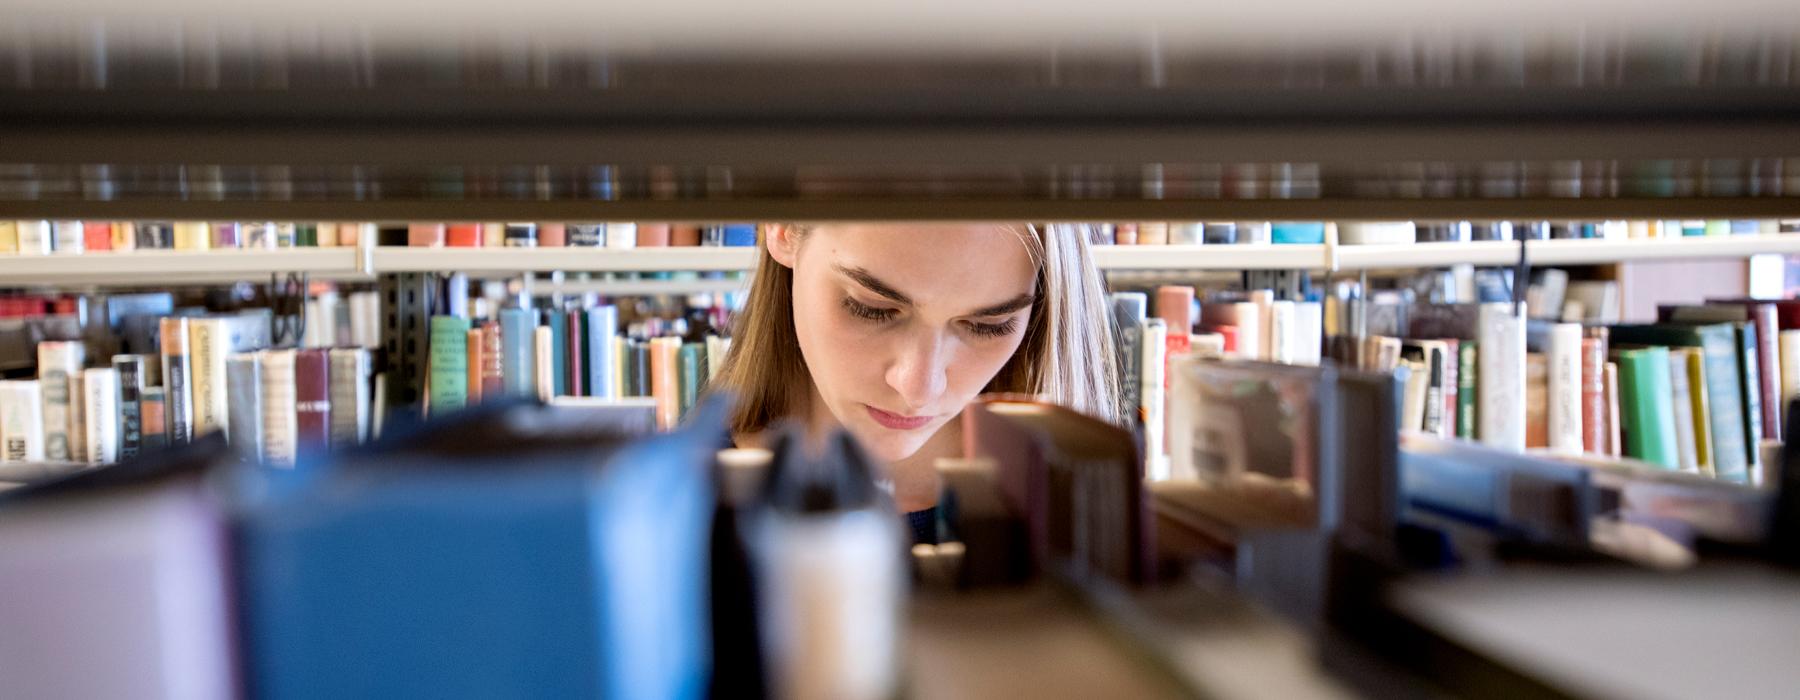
xmin=710 ymin=223 xmax=1123 ymax=435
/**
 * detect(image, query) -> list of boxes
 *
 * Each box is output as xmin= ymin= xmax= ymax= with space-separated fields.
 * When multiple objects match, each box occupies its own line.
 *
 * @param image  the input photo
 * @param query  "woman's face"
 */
xmin=770 ymin=224 xmax=1038 ymax=462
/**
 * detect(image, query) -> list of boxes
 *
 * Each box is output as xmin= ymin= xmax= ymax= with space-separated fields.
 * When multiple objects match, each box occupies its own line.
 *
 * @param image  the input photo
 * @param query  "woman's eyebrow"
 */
xmin=968 ymin=294 xmax=1036 ymax=317
xmin=833 ymin=263 xmax=911 ymax=305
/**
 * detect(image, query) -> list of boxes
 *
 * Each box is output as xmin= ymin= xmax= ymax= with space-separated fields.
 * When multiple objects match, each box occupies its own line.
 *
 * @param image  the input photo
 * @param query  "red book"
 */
xmin=671 ymin=224 xmax=702 ymax=246
xmin=409 ymin=222 xmax=446 ymax=247
xmin=566 ymin=309 xmax=585 ymax=397
xmin=1750 ymin=303 xmax=1782 ymax=440
xmin=636 ymin=223 xmax=672 ymax=247
xmin=447 ymin=223 xmax=482 ymax=247
xmin=538 ymin=223 xmax=567 ymax=247
xmin=1202 ymin=325 xmax=1239 ymax=353
xmin=295 ymin=348 xmax=333 ymax=458
xmin=1580 ymin=337 xmax=1607 ymax=454
xmin=82 ymin=222 xmax=112 ymax=251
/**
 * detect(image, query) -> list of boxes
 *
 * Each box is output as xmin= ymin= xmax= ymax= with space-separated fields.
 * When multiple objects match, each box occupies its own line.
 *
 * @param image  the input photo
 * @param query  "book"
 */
xmin=707 ymin=336 xmax=729 ymax=385
xmin=568 ymin=224 xmax=604 ymax=247
xmin=173 ymin=221 xmax=209 ymax=250
xmin=1457 ymin=340 xmax=1478 ymax=440
xmin=112 ymin=354 xmax=149 ymax=460
xmin=1210 ymin=302 xmax=1262 ymax=361
xmin=500 ymin=308 xmax=537 ymax=399
xmin=538 ymin=223 xmax=567 ymax=247
xmin=67 ymin=372 xmax=86 ymax=462
xmin=428 ymin=316 xmax=471 ymax=414
xmin=0 ymin=221 xmax=16 ymax=252
xmin=678 ymin=342 xmax=704 ymax=420
xmin=1294 ymin=302 xmax=1324 ymax=366
xmin=1401 ymin=341 xmax=1450 ymax=436
xmin=1604 ymin=362 xmax=1622 ymax=458
xmin=447 ymin=223 xmax=482 ymax=247
xmin=1610 ymin=323 xmax=1749 ymax=482
xmin=82 ymin=221 xmax=112 ymax=251
xmin=159 ymin=317 xmax=194 ymax=446
xmin=1660 ymin=306 xmax=1774 ymax=445
xmin=1112 ymin=294 xmax=1145 ymax=426
xmin=141 ymin=387 xmax=167 ymax=452
xmin=1402 ymin=360 xmax=1430 ymax=433
xmin=242 ymin=222 xmax=275 ymax=249
xmin=1546 ymin=323 xmax=1584 ymax=454
xmin=548 ymin=311 xmax=569 ymax=397
xmin=329 ymin=348 xmax=373 ymax=449
xmin=535 ymin=326 xmax=556 ymax=401
xmin=1580 ymin=338 xmax=1606 ymax=455
xmin=17 ymin=220 xmax=51 ymax=255
xmin=566 ymin=309 xmax=585 ymax=398
xmin=651 ymin=337 xmax=680 ymax=429
xmin=587 ymin=306 xmax=619 ymax=400
xmin=37 ymin=340 xmax=85 ymax=461
xmin=1268 ymin=300 xmax=1297 ymax=364
xmin=466 ymin=328 xmax=485 ymax=404
xmin=636 ymin=223 xmax=672 ymax=247
xmin=295 ymin=349 xmax=332 ymax=459
xmin=616 ymin=337 xmax=630 ymax=398
xmin=51 ymin=220 xmax=84 ymax=254
xmin=188 ymin=318 xmax=231 ymax=438
xmin=82 ymin=368 xmax=118 ymax=463
xmin=408 ymin=222 xmax=446 ymax=247
xmin=1525 ymin=353 xmax=1549 ymax=449
xmin=1665 ymin=349 xmax=1701 ymax=473
xmin=1615 ymin=346 xmax=1681 ymax=470
xmin=1477 ymin=303 xmax=1527 ymax=451
xmin=1140 ymin=319 xmax=1168 ymax=479
xmin=1782 ymin=329 xmax=1800 ymax=431
xmin=504 ymin=223 xmax=538 ymax=247
xmin=632 ymin=341 xmax=651 ymax=398
xmin=1678 ymin=348 xmax=1716 ymax=477
xmin=480 ymin=322 xmax=504 ymax=398
xmin=227 ymin=353 xmax=264 ymax=460
xmin=482 ymin=222 xmax=506 ymax=247
xmin=0 ymin=381 xmax=45 ymax=462
xmin=259 ymin=350 xmax=298 ymax=467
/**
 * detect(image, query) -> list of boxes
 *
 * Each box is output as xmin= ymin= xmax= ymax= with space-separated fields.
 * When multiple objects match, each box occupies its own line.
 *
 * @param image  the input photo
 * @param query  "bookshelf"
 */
xmin=371 ymin=246 xmax=760 ymax=274
xmin=0 ymin=248 xmax=368 ymax=286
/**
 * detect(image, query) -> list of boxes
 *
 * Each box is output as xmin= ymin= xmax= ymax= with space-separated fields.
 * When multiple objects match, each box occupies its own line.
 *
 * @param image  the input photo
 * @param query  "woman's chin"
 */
xmin=846 ymin=425 xmax=929 ymax=464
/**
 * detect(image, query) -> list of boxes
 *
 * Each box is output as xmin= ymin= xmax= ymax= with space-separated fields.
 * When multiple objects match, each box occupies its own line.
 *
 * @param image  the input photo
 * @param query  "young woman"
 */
xmin=710 ymin=223 xmax=1123 ymax=539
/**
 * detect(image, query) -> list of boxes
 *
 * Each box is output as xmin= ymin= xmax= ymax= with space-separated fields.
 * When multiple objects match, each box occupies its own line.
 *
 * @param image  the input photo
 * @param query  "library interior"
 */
xmin=0 ymin=3 xmax=1798 ymax=698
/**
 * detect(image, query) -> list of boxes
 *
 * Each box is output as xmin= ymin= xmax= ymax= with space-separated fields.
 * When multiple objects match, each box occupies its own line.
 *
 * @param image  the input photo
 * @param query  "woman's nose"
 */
xmin=885 ymin=330 xmax=950 ymax=412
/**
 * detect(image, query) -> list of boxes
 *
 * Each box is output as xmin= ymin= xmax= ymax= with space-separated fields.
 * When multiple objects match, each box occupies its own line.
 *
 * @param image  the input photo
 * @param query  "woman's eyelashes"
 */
xmin=843 ymin=295 xmax=1021 ymax=340
xmin=841 ymin=296 xmax=898 ymax=323
xmin=962 ymin=318 xmax=1019 ymax=339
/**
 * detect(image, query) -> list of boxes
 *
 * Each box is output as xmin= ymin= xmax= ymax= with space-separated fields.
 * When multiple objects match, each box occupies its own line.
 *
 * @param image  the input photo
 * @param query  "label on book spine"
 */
xmin=37 ymin=341 xmax=85 ymax=461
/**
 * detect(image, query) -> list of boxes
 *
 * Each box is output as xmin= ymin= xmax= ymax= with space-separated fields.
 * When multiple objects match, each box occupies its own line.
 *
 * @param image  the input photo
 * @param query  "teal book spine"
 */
xmin=428 ymin=316 xmax=471 ymax=414
xmin=547 ymin=311 xmax=569 ymax=397
xmin=1610 ymin=324 xmax=1750 ymax=482
xmin=677 ymin=343 xmax=703 ymax=420
xmin=499 ymin=308 xmax=537 ymax=399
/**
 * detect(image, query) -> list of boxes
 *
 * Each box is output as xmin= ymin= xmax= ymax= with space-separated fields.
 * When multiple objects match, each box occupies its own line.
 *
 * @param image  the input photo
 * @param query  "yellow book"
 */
xmin=174 ymin=221 xmax=211 ymax=251
xmin=111 ymin=222 xmax=136 ymax=251
xmin=0 ymin=221 xmax=16 ymax=253
xmin=316 ymin=222 xmax=339 ymax=248
xmin=651 ymin=336 xmax=680 ymax=430
xmin=613 ymin=336 xmax=627 ymax=401
xmin=1683 ymin=348 xmax=1715 ymax=477
xmin=483 ymin=222 xmax=505 ymax=248
xmin=188 ymin=318 xmax=232 ymax=437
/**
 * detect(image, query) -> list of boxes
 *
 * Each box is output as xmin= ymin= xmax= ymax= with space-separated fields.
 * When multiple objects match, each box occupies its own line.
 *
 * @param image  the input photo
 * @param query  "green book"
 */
xmin=1610 ymin=323 xmax=1750 ymax=482
xmin=427 ymin=316 xmax=471 ymax=415
xmin=1614 ymin=346 xmax=1680 ymax=469
xmin=1457 ymin=340 xmax=1478 ymax=440
xmin=297 ymin=223 xmax=317 ymax=247
xmin=547 ymin=311 xmax=568 ymax=397
xmin=1732 ymin=321 xmax=1765 ymax=478
xmin=677 ymin=342 xmax=704 ymax=420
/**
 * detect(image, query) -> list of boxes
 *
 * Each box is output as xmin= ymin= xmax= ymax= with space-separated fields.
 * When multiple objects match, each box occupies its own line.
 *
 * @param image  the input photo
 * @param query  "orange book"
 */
xmin=82 ymin=222 xmax=112 ymax=251
xmin=537 ymin=223 xmax=567 ymax=247
xmin=671 ymin=224 xmax=702 ymax=246
xmin=447 ymin=223 xmax=482 ymax=247
xmin=650 ymin=337 xmax=680 ymax=429
xmin=636 ymin=223 xmax=672 ymax=247
xmin=1525 ymin=352 xmax=1550 ymax=449
xmin=466 ymin=328 xmax=485 ymax=404
xmin=409 ymin=222 xmax=446 ymax=247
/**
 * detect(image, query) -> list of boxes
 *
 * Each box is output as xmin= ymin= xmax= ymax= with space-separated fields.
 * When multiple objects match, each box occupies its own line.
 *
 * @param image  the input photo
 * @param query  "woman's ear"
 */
xmin=766 ymin=223 xmax=800 ymax=268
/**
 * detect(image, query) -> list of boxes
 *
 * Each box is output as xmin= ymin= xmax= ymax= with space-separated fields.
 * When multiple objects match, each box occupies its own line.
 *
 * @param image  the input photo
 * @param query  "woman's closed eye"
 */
xmin=962 ymin=317 xmax=1019 ymax=339
xmin=841 ymin=296 xmax=898 ymax=323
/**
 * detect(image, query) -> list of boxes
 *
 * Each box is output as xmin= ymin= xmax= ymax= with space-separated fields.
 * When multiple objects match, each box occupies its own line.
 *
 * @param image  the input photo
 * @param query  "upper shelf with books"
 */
xmin=1333 ymin=234 xmax=1800 ymax=271
xmin=373 ymin=247 xmax=760 ymax=274
xmin=0 ymin=248 xmax=368 ymax=286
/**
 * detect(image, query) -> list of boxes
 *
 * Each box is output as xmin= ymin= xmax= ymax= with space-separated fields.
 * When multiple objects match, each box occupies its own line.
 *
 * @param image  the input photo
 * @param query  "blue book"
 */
xmin=499 ymin=308 xmax=537 ymax=399
xmin=586 ymin=306 xmax=619 ymax=400
xmin=721 ymin=224 xmax=757 ymax=247
xmin=547 ymin=311 xmax=569 ymax=397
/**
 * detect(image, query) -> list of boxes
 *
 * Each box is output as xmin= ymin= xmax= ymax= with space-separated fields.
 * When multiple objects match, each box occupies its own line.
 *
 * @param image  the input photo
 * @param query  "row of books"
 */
xmin=1088 ymin=219 xmax=1800 ymax=246
xmin=0 ymin=322 xmax=379 ymax=468
xmin=424 ymin=303 xmax=730 ymax=431
xmin=0 ymin=220 xmax=760 ymax=254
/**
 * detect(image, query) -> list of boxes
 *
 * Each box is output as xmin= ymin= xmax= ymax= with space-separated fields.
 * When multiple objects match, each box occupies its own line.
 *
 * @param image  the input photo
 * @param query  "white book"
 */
xmin=1206 ymin=302 xmax=1262 ymax=361
xmin=1546 ymin=323 xmax=1585 ymax=455
xmin=371 ymin=373 xmax=388 ymax=441
xmin=349 ymin=291 xmax=382 ymax=348
xmin=1336 ymin=221 xmax=1416 ymax=245
xmin=0 ymin=381 xmax=45 ymax=462
xmin=1401 ymin=360 xmax=1430 ymax=433
xmin=83 ymin=368 xmax=119 ymax=464
xmin=1140 ymin=319 xmax=1169 ymax=481
xmin=1292 ymin=302 xmax=1323 ymax=366
xmin=1666 ymin=350 xmax=1701 ymax=473
xmin=534 ymin=326 xmax=556 ymax=402
xmin=1781 ymin=330 xmax=1800 ymax=432
xmin=188 ymin=318 xmax=231 ymax=438
xmin=1477 ymin=303 xmax=1527 ymax=451
xmin=258 ymin=350 xmax=299 ymax=468
xmin=1168 ymin=222 xmax=1203 ymax=245
xmin=37 ymin=341 xmax=85 ymax=461
xmin=1192 ymin=333 xmax=1226 ymax=360
xmin=605 ymin=223 xmax=638 ymax=249
xmin=67 ymin=372 xmax=87 ymax=462
xmin=50 ymin=220 xmax=84 ymax=254
xmin=328 ymin=348 xmax=372 ymax=448
xmin=1600 ymin=221 xmax=1630 ymax=240
xmin=226 ymin=354 xmax=264 ymax=460
xmin=1249 ymin=291 xmax=1276 ymax=362
xmin=16 ymin=220 xmax=51 ymax=255
xmin=1267 ymin=300 xmax=1297 ymax=364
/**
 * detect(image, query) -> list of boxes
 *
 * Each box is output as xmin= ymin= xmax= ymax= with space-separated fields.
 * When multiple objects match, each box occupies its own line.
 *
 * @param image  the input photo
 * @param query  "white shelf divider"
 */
xmin=0 ymin=248 xmax=366 ymax=286
xmin=1334 ymin=234 xmax=1800 ymax=270
xmin=371 ymin=246 xmax=761 ymax=273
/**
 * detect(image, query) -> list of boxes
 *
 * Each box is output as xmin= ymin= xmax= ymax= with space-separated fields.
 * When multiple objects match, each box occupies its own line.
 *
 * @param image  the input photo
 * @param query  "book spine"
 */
xmin=538 ymin=223 xmax=567 ymax=247
xmin=134 ymin=221 xmax=170 ymax=249
xmin=173 ymin=221 xmax=210 ymax=250
xmin=329 ymin=348 xmax=372 ymax=448
xmin=274 ymin=223 xmax=297 ymax=247
xmin=0 ymin=381 xmax=45 ymax=462
xmin=1782 ymin=329 xmax=1800 ymax=435
xmin=504 ymin=222 xmax=538 ymax=247
xmin=480 ymin=322 xmax=505 ymax=398
xmin=1477 ymin=303 xmax=1526 ymax=451
xmin=83 ymin=368 xmax=119 ymax=463
xmin=1617 ymin=347 xmax=1681 ymax=469
xmin=679 ymin=342 xmax=703 ymax=420
xmin=1738 ymin=322 xmax=1771 ymax=449
xmin=1232 ymin=302 xmax=1262 ymax=361
xmin=1665 ymin=349 xmax=1701 ymax=473
xmin=113 ymin=355 xmax=145 ymax=459
xmin=1117 ymin=320 xmax=1142 ymax=427
xmin=67 ymin=372 xmax=86 ymax=461
xmin=632 ymin=341 xmax=651 ymax=398
xmin=1685 ymin=349 xmax=1716 ymax=476
xmin=227 ymin=354 xmax=264 ymax=461
xmin=1457 ymin=340 xmax=1478 ymax=440
xmin=568 ymin=223 xmax=604 ymax=247
xmin=1546 ymin=323 xmax=1584 ymax=454
xmin=566 ymin=309 xmax=585 ymax=397
xmin=616 ymin=336 xmax=629 ymax=398
xmin=1294 ymin=302 xmax=1323 ymax=366
xmin=212 ymin=221 xmax=241 ymax=249
xmin=607 ymin=223 xmax=638 ymax=249
xmin=82 ymin=221 xmax=112 ymax=251
xmin=0 ymin=221 xmax=18 ymax=252
xmin=408 ymin=222 xmax=446 ymax=247
xmin=587 ymin=306 xmax=619 ymax=400
xmin=1141 ymin=318 xmax=1168 ymax=480
xmin=428 ymin=316 xmax=471 ymax=414
xmin=189 ymin=318 xmax=231 ymax=438
xmin=242 ymin=222 xmax=275 ymax=249
xmin=500 ymin=308 xmax=537 ymax=398
xmin=1269 ymin=300 xmax=1297 ymax=364
xmin=16 ymin=220 xmax=51 ymax=254
xmin=1710 ymin=329 xmax=1754 ymax=483
xmin=141 ymin=387 xmax=167 ymax=452
xmin=466 ymin=328 xmax=485 ymax=404
xmin=1580 ymin=337 xmax=1606 ymax=454
xmin=1403 ymin=361 xmax=1430 ymax=432
xmin=159 ymin=317 xmax=194 ymax=445
xmin=51 ymin=220 xmax=85 ymax=253
xmin=295 ymin=349 xmax=332 ymax=458
xmin=535 ymin=326 xmax=556 ymax=401
xmin=259 ymin=350 xmax=298 ymax=467
xmin=548 ymin=311 xmax=569 ymax=396
xmin=1524 ymin=354 xmax=1549 ymax=449
xmin=637 ymin=223 xmax=672 ymax=247
xmin=1605 ymin=362 xmax=1623 ymax=460
xmin=447 ymin=223 xmax=482 ymax=247
xmin=37 ymin=340 xmax=85 ymax=461
xmin=672 ymin=224 xmax=702 ymax=246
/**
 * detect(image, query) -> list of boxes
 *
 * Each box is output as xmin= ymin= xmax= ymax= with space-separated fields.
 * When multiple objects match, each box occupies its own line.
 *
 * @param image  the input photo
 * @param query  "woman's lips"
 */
xmin=864 ymin=404 xmax=934 ymax=430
